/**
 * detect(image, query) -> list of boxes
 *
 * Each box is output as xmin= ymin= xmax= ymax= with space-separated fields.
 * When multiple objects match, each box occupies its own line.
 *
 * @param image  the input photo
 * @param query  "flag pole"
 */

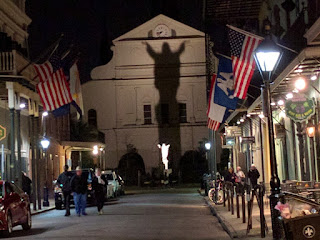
xmin=18 ymin=33 xmax=64 ymax=75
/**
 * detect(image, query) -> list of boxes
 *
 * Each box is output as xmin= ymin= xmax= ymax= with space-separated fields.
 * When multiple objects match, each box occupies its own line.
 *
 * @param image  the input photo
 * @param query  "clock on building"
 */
xmin=154 ymin=24 xmax=171 ymax=37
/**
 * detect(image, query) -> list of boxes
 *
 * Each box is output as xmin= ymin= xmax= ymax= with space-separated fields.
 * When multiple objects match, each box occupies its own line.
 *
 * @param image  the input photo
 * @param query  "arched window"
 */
xmin=88 ymin=109 xmax=97 ymax=128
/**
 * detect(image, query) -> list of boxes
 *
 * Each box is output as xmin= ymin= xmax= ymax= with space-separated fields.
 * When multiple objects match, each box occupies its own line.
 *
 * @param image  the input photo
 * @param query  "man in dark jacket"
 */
xmin=248 ymin=164 xmax=260 ymax=188
xmin=92 ymin=168 xmax=106 ymax=215
xmin=71 ymin=166 xmax=88 ymax=216
xmin=21 ymin=172 xmax=32 ymax=196
xmin=57 ymin=165 xmax=72 ymax=216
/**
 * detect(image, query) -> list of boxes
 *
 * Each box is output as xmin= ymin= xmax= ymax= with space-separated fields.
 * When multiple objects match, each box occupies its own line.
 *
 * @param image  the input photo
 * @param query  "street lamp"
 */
xmin=205 ymin=142 xmax=211 ymax=150
xmin=40 ymin=137 xmax=50 ymax=207
xmin=307 ymin=123 xmax=317 ymax=181
xmin=254 ymin=33 xmax=283 ymax=239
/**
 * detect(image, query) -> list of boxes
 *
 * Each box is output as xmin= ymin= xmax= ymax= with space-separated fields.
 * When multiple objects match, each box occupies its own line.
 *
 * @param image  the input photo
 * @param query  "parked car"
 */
xmin=0 ymin=181 xmax=31 ymax=235
xmin=102 ymin=170 xmax=120 ymax=198
xmin=54 ymin=168 xmax=94 ymax=210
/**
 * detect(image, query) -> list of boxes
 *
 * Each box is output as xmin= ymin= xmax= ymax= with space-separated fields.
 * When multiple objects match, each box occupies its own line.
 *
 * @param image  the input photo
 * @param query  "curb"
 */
xmin=202 ymin=195 xmax=239 ymax=239
xmin=31 ymin=207 xmax=55 ymax=216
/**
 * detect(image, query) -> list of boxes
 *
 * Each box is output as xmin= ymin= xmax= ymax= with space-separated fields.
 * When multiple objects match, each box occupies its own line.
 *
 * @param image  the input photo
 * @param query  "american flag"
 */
xmin=207 ymin=118 xmax=220 ymax=131
xmin=229 ymin=26 xmax=262 ymax=99
xmin=34 ymin=56 xmax=72 ymax=111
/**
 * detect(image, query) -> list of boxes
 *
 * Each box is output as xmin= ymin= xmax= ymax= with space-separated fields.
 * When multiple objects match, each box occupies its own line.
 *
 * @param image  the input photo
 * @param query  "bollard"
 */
xmin=242 ymin=193 xmax=246 ymax=223
xmin=236 ymin=193 xmax=240 ymax=218
xmin=227 ymin=188 xmax=230 ymax=211
xmin=259 ymin=186 xmax=266 ymax=238
xmin=223 ymin=184 xmax=226 ymax=207
xmin=231 ymin=186 xmax=234 ymax=215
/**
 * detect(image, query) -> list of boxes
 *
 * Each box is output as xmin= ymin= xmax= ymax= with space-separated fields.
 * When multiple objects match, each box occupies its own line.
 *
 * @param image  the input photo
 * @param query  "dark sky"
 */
xmin=26 ymin=0 xmax=204 ymax=82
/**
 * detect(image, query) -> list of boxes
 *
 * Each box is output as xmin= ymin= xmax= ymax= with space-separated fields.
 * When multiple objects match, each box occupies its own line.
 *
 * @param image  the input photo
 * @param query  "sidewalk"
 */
xmin=30 ymin=198 xmax=55 ymax=215
xmin=201 ymin=190 xmax=273 ymax=239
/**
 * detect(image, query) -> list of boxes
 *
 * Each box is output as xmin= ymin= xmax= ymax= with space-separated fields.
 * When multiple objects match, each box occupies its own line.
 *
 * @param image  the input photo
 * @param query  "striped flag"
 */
xmin=35 ymin=56 xmax=73 ymax=111
xmin=34 ymin=54 xmax=61 ymax=83
xmin=207 ymin=74 xmax=223 ymax=131
xmin=228 ymin=26 xmax=262 ymax=99
xmin=207 ymin=118 xmax=220 ymax=131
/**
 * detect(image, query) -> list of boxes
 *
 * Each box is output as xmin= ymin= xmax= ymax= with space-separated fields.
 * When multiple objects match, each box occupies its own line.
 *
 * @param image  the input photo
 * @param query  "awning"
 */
xmin=246 ymin=46 xmax=320 ymax=114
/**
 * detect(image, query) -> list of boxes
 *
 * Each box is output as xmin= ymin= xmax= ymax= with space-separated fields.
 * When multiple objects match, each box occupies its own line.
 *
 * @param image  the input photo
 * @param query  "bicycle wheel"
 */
xmin=208 ymin=188 xmax=215 ymax=202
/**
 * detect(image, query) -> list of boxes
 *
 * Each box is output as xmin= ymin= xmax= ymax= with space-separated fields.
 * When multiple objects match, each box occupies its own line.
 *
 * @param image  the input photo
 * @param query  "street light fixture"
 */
xmin=40 ymin=137 xmax=50 ymax=207
xmin=307 ymin=122 xmax=317 ymax=182
xmin=42 ymin=111 xmax=48 ymax=117
xmin=307 ymin=124 xmax=316 ymax=138
xmin=40 ymin=138 xmax=50 ymax=149
xmin=205 ymin=142 xmax=211 ymax=150
xmin=254 ymin=33 xmax=282 ymax=239
xmin=295 ymin=77 xmax=307 ymax=91
xmin=19 ymin=103 xmax=26 ymax=109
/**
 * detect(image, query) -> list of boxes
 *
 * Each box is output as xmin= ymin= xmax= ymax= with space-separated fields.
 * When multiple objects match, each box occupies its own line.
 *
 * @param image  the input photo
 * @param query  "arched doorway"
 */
xmin=118 ymin=152 xmax=145 ymax=186
xmin=180 ymin=150 xmax=207 ymax=183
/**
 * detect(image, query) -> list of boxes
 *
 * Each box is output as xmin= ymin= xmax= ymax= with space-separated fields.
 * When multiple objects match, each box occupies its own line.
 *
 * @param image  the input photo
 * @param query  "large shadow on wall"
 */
xmin=145 ymin=41 xmax=185 ymax=173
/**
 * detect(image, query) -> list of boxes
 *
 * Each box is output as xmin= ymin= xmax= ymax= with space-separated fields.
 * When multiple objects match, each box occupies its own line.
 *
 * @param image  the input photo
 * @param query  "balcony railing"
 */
xmin=0 ymin=50 xmax=17 ymax=74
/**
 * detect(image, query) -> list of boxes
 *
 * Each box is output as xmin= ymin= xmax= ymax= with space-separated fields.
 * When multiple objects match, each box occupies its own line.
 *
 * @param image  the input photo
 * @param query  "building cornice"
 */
xmin=0 ymin=0 xmax=31 ymax=28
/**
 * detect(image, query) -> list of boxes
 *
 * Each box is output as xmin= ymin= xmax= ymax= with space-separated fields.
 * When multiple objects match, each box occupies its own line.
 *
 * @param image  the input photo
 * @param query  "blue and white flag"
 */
xmin=214 ymin=56 xmax=238 ymax=110
xmin=207 ymin=56 xmax=238 ymax=129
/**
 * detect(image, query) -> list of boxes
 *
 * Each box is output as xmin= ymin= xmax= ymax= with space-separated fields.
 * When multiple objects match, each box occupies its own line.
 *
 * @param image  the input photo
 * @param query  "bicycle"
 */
xmin=208 ymin=177 xmax=225 ymax=204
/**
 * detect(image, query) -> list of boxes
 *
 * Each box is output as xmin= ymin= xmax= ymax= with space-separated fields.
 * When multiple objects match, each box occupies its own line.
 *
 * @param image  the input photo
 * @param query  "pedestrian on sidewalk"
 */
xmin=22 ymin=171 xmax=32 ymax=196
xmin=71 ymin=166 xmax=88 ymax=217
xmin=235 ymin=166 xmax=245 ymax=184
xmin=57 ymin=165 xmax=72 ymax=216
xmin=225 ymin=167 xmax=236 ymax=184
xmin=92 ymin=168 xmax=106 ymax=215
xmin=248 ymin=164 xmax=260 ymax=188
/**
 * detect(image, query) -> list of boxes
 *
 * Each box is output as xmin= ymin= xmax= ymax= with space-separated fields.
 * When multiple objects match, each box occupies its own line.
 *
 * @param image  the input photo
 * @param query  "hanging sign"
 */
xmin=285 ymin=95 xmax=315 ymax=122
xmin=0 ymin=125 xmax=6 ymax=141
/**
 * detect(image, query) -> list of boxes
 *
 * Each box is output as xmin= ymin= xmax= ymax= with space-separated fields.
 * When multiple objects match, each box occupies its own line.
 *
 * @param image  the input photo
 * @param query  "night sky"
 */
xmin=26 ymin=0 xmax=203 ymax=82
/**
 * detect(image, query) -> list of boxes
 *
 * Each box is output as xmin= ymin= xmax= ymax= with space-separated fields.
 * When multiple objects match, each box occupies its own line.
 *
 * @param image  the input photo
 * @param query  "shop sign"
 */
xmin=241 ymin=136 xmax=255 ymax=143
xmin=225 ymin=126 xmax=242 ymax=137
xmin=0 ymin=125 xmax=6 ymax=141
xmin=285 ymin=95 xmax=315 ymax=122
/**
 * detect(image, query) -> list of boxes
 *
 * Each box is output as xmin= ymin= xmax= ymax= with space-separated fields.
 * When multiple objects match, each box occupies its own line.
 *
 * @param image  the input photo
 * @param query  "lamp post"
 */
xmin=40 ymin=137 xmax=50 ymax=207
xmin=307 ymin=122 xmax=316 ymax=181
xmin=205 ymin=141 xmax=211 ymax=196
xmin=254 ymin=33 xmax=283 ymax=239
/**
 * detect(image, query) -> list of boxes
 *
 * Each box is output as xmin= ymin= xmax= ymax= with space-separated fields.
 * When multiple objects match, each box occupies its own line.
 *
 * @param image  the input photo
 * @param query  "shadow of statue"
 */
xmin=144 ymin=41 xmax=185 ymax=173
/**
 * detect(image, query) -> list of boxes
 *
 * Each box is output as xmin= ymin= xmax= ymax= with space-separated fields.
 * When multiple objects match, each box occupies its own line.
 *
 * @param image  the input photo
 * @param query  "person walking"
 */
xmin=92 ymin=168 xmax=106 ymax=215
xmin=225 ymin=167 xmax=236 ymax=184
xmin=71 ymin=166 xmax=88 ymax=217
xmin=21 ymin=171 xmax=32 ymax=196
xmin=235 ymin=166 xmax=245 ymax=185
xmin=248 ymin=164 xmax=260 ymax=188
xmin=57 ymin=165 xmax=72 ymax=216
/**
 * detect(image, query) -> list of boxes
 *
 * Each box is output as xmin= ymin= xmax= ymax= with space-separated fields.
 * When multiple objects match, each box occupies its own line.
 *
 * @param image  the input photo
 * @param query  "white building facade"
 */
xmin=83 ymin=15 xmax=208 ymax=176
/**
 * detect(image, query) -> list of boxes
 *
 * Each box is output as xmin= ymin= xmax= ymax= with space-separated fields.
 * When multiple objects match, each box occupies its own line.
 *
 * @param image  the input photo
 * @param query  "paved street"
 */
xmin=8 ymin=192 xmax=230 ymax=240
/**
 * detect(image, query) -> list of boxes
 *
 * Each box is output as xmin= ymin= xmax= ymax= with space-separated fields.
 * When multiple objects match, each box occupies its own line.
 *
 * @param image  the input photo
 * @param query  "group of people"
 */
xmin=57 ymin=165 xmax=107 ymax=217
xmin=225 ymin=164 xmax=261 ymax=188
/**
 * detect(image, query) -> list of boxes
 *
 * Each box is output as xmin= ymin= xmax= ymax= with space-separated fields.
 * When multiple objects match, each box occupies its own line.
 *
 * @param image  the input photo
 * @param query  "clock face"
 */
xmin=154 ymin=24 xmax=170 ymax=37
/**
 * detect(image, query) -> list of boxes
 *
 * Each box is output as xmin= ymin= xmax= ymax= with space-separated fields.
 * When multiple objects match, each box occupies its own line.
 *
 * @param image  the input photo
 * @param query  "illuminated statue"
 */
xmin=157 ymin=143 xmax=170 ymax=170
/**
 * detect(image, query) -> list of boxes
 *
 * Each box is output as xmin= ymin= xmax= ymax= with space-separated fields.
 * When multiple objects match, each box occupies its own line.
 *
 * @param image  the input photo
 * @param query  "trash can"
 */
xmin=283 ymin=214 xmax=320 ymax=240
